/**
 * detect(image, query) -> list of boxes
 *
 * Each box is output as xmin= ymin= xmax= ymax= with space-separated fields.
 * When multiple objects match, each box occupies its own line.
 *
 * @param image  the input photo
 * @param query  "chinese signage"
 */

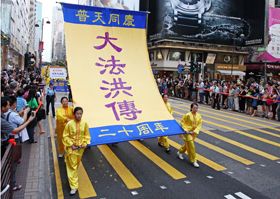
xmin=216 ymin=64 xmax=246 ymax=71
xmin=61 ymin=3 xmax=184 ymax=145
xmin=49 ymin=67 xmax=67 ymax=79
xmin=54 ymin=80 xmax=69 ymax=92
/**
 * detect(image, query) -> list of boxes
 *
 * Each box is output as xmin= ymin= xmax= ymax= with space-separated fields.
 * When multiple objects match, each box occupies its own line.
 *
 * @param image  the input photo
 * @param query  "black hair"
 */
xmin=74 ymin=107 xmax=83 ymax=114
xmin=1 ymin=96 xmax=10 ymax=108
xmin=17 ymin=89 xmax=25 ymax=97
xmin=8 ymin=96 xmax=17 ymax=106
xmin=190 ymin=102 xmax=198 ymax=111
xmin=26 ymin=88 xmax=36 ymax=102
xmin=61 ymin=97 xmax=68 ymax=103
xmin=161 ymin=93 xmax=168 ymax=98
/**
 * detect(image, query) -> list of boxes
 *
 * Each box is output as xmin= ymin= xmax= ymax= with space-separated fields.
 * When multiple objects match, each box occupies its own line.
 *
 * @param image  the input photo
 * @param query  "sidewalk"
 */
xmin=13 ymin=92 xmax=69 ymax=199
xmin=13 ymin=119 xmax=52 ymax=199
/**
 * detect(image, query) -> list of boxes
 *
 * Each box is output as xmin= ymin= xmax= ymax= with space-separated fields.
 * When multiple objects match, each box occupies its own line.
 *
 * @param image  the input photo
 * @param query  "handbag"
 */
xmin=37 ymin=108 xmax=46 ymax=121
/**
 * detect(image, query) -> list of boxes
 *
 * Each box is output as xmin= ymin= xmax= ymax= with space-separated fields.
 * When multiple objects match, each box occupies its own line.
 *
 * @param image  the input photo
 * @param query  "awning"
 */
xmin=217 ymin=70 xmax=246 ymax=76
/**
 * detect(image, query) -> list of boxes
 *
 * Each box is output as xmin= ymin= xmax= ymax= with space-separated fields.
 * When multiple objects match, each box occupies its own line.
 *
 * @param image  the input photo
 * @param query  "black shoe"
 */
xmin=158 ymin=142 xmax=163 ymax=147
xmin=165 ymin=148 xmax=171 ymax=153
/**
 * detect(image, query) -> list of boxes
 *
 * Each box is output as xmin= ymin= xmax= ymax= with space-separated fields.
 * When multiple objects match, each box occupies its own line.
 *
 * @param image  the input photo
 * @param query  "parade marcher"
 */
xmin=46 ymin=82 xmax=56 ymax=118
xmin=56 ymin=97 xmax=74 ymax=158
xmin=158 ymin=94 xmax=172 ymax=153
xmin=177 ymin=103 xmax=202 ymax=168
xmin=63 ymin=107 xmax=91 ymax=195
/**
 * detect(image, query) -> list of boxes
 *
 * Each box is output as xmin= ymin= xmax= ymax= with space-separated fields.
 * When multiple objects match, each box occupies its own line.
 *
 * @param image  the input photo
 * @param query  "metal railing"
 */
xmin=1 ymin=143 xmax=14 ymax=199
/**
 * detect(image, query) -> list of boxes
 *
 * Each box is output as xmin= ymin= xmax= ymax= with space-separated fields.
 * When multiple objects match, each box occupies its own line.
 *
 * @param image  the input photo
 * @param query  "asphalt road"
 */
xmin=48 ymin=96 xmax=280 ymax=199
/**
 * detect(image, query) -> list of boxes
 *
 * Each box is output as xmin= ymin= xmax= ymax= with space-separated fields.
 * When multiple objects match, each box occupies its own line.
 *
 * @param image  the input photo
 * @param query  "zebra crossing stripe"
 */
xmin=235 ymin=192 xmax=252 ymax=199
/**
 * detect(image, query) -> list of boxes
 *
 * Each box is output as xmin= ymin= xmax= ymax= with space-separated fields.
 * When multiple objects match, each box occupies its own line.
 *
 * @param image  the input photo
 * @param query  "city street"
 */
xmin=48 ymin=95 xmax=280 ymax=199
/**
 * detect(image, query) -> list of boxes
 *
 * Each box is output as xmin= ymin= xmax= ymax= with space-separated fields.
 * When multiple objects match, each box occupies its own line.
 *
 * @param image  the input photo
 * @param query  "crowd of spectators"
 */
xmin=156 ymin=76 xmax=280 ymax=121
xmin=1 ymin=68 xmax=45 ymax=192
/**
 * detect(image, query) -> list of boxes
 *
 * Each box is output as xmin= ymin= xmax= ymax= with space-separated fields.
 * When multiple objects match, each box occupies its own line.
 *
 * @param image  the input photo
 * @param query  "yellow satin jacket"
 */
xmin=180 ymin=112 xmax=202 ymax=135
xmin=63 ymin=120 xmax=91 ymax=153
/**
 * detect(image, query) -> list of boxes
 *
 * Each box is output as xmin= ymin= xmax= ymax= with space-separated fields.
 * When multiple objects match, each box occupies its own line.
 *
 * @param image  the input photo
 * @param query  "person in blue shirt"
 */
xmin=16 ymin=89 xmax=27 ymax=112
xmin=46 ymin=83 xmax=56 ymax=118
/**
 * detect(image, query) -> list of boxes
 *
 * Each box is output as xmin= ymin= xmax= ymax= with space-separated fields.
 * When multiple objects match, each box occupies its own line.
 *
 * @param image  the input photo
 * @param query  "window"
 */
xmin=156 ymin=50 xmax=163 ymax=60
xmin=168 ymin=50 xmax=185 ymax=61
xmin=190 ymin=52 xmax=203 ymax=63
xmin=276 ymin=0 xmax=280 ymax=7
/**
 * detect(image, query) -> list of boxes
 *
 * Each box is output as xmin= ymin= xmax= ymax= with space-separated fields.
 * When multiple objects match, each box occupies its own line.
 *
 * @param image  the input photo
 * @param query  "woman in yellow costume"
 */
xmin=56 ymin=97 xmax=74 ymax=158
xmin=63 ymin=107 xmax=91 ymax=195
xmin=158 ymin=94 xmax=173 ymax=153
xmin=177 ymin=103 xmax=202 ymax=168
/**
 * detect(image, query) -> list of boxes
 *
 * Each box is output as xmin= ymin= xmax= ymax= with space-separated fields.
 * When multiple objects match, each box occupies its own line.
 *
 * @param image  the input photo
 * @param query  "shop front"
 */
xmin=215 ymin=64 xmax=246 ymax=81
xmin=246 ymin=63 xmax=280 ymax=81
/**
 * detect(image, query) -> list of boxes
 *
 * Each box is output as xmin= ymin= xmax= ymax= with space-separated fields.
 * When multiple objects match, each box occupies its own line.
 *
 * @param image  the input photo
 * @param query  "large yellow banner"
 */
xmin=62 ymin=3 xmax=184 ymax=145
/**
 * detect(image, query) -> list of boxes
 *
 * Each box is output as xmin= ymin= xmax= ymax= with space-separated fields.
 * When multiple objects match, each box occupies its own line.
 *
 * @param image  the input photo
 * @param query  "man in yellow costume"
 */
xmin=56 ymin=97 xmax=74 ymax=158
xmin=158 ymin=94 xmax=173 ymax=153
xmin=177 ymin=103 xmax=202 ymax=168
xmin=63 ymin=107 xmax=91 ymax=195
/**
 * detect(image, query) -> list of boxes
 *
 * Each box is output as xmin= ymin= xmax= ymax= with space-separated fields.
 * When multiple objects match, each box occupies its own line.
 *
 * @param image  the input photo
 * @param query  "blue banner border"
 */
xmin=89 ymin=119 xmax=184 ymax=146
xmin=60 ymin=2 xmax=147 ymax=29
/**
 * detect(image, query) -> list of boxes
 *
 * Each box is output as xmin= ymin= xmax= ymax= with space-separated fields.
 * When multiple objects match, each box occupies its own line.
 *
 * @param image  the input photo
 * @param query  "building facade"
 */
xmin=51 ymin=6 xmax=66 ymax=63
xmin=34 ymin=1 xmax=42 ymax=67
xmin=141 ymin=0 xmax=272 ymax=82
xmin=1 ymin=0 xmax=37 ymax=70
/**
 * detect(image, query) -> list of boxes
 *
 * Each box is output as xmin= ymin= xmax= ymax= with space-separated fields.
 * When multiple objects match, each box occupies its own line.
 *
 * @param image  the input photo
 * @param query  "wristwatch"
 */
xmin=170 ymin=0 xmax=212 ymax=27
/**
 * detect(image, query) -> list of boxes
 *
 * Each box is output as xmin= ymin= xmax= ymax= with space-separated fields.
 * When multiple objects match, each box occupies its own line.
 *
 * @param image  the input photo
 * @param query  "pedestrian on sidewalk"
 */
xmin=177 ymin=103 xmax=202 ymax=168
xmin=212 ymin=82 xmax=220 ymax=110
xmin=56 ymin=97 xmax=74 ymax=158
xmin=158 ymin=94 xmax=172 ymax=153
xmin=46 ymin=82 xmax=56 ymax=118
xmin=26 ymin=88 xmax=39 ymax=143
xmin=63 ymin=107 xmax=91 ymax=196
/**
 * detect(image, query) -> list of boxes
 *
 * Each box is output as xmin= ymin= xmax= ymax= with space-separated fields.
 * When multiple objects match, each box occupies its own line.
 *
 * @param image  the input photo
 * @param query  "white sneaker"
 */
xmin=193 ymin=161 xmax=199 ymax=168
xmin=58 ymin=154 xmax=64 ymax=158
xmin=177 ymin=151 xmax=184 ymax=160
xmin=70 ymin=189 xmax=77 ymax=195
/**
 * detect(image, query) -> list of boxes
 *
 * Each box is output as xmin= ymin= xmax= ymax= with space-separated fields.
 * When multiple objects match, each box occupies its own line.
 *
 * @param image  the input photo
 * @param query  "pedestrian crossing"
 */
xmin=48 ymin=99 xmax=280 ymax=198
xmin=224 ymin=192 xmax=252 ymax=199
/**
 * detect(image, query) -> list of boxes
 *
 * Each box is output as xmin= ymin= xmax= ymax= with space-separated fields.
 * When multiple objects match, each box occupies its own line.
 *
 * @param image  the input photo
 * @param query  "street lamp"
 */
xmin=231 ymin=33 xmax=245 ymax=79
xmin=35 ymin=18 xmax=51 ymax=70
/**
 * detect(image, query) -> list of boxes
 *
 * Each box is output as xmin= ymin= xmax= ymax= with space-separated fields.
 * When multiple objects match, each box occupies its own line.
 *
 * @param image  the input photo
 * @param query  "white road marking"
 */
xmin=131 ymin=191 xmax=138 ymax=196
xmin=235 ymin=192 xmax=252 ymax=199
xmin=228 ymin=171 xmax=234 ymax=175
xmin=160 ymin=186 xmax=167 ymax=190
xmin=260 ymin=164 xmax=266 ymax=167
xmin=224 ymin=194 xmax=237 ymax=199
xmin=246 ymin=167 xmax=251 ymax=170
xmin=184 ymin=180 xmax=191 ymax=184
xmin=206 ymin=176 xmax=214 ymax=179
